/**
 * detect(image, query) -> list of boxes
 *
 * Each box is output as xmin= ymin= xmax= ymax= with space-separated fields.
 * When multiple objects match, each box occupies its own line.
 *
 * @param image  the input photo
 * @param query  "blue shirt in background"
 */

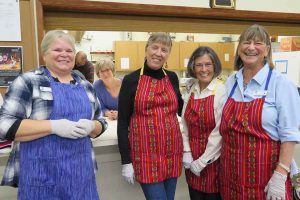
xmin=93 ymin=79 xmax=120 ymax=114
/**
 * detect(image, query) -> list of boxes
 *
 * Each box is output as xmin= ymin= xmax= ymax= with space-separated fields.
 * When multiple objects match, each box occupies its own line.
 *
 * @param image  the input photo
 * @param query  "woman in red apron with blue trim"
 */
xmin=219 ymin=24 xmax=300 ymax=200
xmin=181 ymin=46 xmax=226 ymax=200
xmin=118 ymin=32 xmax=183 ymax=200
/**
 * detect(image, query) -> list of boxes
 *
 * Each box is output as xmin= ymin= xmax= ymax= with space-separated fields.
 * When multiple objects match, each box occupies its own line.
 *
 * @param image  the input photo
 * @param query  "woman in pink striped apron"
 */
xmin=118 ymin=32 xmax=183 ymax=200
xmin=181 ymin=46 xmax=226 ymax=200
xmin=220 ymin=24 xmax=300 ymax=200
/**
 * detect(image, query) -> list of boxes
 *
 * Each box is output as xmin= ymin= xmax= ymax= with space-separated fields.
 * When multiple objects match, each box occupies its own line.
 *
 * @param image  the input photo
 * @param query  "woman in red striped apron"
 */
xmin=219 ymin=24 xmax=300 ymax=200
xmin=118 ymin=32 xmax=183 ymax=200
xmin=181 ymin=46 xmax=226 ymax=200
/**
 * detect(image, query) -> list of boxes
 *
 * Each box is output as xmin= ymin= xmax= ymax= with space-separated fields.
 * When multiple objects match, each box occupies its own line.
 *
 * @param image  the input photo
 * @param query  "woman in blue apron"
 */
xmin=0 ymin=30 xmax=107 ymax=199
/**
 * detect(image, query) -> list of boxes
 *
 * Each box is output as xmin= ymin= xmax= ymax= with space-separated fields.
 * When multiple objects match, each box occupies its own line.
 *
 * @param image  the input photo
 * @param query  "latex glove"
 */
xmin=182 ymin=152 xmax=193 ymax=169
xmin=122 ymin=163 xmax=135 ymax=184
xmin=76 ymin=119 xmax=95 ymax=136
xmin=264 ymin=171 xmax=287 ymax=200
xmin=190 ymin=159 xmax=206 ymax=176
xmin=50 ymin=119 xmax=88 ymax=139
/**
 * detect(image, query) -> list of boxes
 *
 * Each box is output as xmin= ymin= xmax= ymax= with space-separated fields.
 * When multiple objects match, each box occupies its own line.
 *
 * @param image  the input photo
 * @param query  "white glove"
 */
xmin=50 ymin=119 xmax=88 ymax=139
xmin=182 ymin=152 xmax=193 ymax=169
xmin=122 ymin=163 xmax=135 ymax=184
xmin=75 ymin=119 xmax=95 ymax=137
xmin=190 ymin=159 xmax=206 ymax=176
xmin=264 ymin=171 xmax=287 ymax=200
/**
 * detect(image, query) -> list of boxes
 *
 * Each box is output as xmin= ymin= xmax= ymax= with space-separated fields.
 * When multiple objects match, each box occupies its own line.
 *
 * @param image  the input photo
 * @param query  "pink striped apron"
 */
xmin=184 ymin=94 xmax=219 ymax=193
xmin=129 ymin=69 xmax=183 ymax=184
xmin=219 ymin=69 xmax=292 ymax=199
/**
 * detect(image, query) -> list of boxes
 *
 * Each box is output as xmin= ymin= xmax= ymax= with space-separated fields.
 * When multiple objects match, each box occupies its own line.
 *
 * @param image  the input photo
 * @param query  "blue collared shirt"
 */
xmin=0 ymin=66 xmax=107 ymax=187
xmin=225 ymin=63 xmax=300 ymax=142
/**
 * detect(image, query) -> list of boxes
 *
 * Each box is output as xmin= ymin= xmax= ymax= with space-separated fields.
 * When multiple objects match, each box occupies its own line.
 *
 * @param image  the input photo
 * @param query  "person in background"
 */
xmin=118 ymin=32 xmax=183 ymax=200
xmin=0 ymin=30 xmax=107 ymax=199
xmin=74 ymin=51 xmax=95 ymax=83
xmin=219 ymin=24 xmax=300 ymax=200
xmin=93 ymin=57 xmax=121 ymax=120
xmin=181 ymin=46 xmax=226 ymax=200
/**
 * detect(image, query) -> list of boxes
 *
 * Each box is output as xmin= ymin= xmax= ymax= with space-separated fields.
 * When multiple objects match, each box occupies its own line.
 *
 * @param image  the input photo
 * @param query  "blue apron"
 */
xmin=18 ymin=70 xmax=99 ymax=200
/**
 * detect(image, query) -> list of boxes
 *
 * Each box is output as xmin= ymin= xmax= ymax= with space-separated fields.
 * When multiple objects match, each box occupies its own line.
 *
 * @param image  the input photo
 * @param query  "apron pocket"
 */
xmin=22 ymin=158 xmax=56 ymax=187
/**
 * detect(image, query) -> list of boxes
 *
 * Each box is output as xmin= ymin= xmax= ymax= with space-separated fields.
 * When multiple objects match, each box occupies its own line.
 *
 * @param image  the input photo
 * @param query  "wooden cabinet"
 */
xmin=218 ymin=42 xmax=235 ymax=70
xmin=114 ymin=41 xmax=138 ymax=71
xmin=137 ymin=41 xmax=147 ymax=69
xmin=199 ymin=42 xmax=219 ymax=53
xmin=179 ymin=42 xmax=200 ymax=70
xmin=114 ymin=41 xmax=234 ymax=72
xmin=199 ymin=42 xmax=235 ymax=70
xmin=165 ymin=41 xmax=180 ymax=70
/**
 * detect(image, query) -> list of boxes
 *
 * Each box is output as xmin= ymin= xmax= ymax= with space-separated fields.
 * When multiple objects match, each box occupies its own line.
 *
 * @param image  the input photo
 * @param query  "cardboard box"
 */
xmin=280 ymin=37 xmax=300 ymax=52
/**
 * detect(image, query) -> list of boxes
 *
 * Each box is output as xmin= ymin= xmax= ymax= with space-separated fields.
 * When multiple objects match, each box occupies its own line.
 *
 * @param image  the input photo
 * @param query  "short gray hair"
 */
xmin=95 ymin=57 xmax=115 ymax=77
xmin=41 ymin=30 xmax=76 ymax=55
xmin=145 ymin=32 xmax=172 ymax=53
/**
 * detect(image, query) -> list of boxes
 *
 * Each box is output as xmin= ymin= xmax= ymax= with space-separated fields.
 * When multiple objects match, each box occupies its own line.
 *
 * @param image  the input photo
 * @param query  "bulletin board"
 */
xmin=0 ymin=0 xmax=37 ymax=95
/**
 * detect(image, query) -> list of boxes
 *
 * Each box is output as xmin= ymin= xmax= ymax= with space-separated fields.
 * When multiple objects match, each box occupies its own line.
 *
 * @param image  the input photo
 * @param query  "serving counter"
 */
xmin=91 ymin=118 xmax=118 ymax=147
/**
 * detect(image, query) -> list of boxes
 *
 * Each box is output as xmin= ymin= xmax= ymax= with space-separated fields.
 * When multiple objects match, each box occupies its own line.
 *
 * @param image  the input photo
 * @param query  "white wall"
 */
xmin=75 ymin=31 xmax=123 ymax=61
xmin=89 ymin=0 xmax=300 ymax=13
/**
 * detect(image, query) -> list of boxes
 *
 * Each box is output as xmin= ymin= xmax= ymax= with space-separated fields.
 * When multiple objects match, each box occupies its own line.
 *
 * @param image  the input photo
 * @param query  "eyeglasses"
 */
xmin=100 ymin=69 xmax=111 ymax=73
xmin=195 ymin=63 xmax=213 ymax=69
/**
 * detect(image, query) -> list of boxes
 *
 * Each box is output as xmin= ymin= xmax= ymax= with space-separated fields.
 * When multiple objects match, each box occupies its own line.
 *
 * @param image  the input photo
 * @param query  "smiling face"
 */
xmin=43 ymin=38 xmax=75 ymax=76
xmin=238 ymin=38 xmax=270 ymax=69
xmin=194 ymin=54 xmax=215 ymax=90
xmin=145 ymin=42 xmax=170 ymax=70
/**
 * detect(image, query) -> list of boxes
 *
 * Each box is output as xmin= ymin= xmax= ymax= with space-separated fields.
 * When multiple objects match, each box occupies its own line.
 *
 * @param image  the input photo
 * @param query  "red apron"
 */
xmin=129 ymin=70 xmax=183 ymax=184
xmin=219 ymin=69 xmax=292 ymax=200
xmin=184 ymin=94 xmax=219 ymax=193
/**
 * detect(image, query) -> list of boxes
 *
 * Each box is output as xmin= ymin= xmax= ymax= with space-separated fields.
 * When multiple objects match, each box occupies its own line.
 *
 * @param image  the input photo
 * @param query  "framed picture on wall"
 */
xmin=0 ymin=46 xmax=23 ymax=87
xmin=210 ymin=0 xmax=236 ymax=9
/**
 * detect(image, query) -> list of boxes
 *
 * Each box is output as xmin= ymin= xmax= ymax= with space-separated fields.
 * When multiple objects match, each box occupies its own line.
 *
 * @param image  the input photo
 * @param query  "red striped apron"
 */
xmin=184 ymin=94 xmax=219 ymax=193
xmin=219 ymin=69 xmax=292 ymax=200
xmin=129 ymin=69 xmax=183 ymax=184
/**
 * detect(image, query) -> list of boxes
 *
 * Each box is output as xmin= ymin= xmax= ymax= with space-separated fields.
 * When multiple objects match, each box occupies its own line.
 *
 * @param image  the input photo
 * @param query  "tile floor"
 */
xmin=0 ymin=145 xmax=299 ymax=200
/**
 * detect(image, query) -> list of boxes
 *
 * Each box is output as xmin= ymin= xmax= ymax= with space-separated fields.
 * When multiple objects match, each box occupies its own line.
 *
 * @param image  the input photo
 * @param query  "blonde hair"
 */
xmin=234 ymin=24 xmax=273 ymax=70
xmin=41 ymin=30 xmax=76 ymax=55
xmin=95 ymin=57 xmax=115 ymax=78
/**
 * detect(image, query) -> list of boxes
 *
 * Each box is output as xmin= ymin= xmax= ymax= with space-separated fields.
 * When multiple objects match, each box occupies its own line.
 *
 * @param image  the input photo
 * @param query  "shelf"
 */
xmin=90 ymin=51 xmax=114 ymax=54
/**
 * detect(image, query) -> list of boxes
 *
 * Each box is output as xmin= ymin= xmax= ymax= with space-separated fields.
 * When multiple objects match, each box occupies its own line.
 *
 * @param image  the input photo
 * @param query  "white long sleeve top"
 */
xmin=181 ymin=77 xmax=226 ymax=166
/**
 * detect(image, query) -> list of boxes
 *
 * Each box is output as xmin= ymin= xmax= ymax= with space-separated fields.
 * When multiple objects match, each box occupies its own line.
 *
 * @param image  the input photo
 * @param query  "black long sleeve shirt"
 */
xmin=117 ymin=63 xmax=183 ymax=164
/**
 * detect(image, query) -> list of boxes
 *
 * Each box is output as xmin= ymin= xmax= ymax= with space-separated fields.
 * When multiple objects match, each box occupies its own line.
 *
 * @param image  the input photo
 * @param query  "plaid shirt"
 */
xmin=0 ymin=66 xmax=107 ymax=187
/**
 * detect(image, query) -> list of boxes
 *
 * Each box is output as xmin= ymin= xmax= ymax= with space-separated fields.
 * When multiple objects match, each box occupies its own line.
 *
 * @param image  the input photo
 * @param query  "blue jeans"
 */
xmin=140 ymin=177 xmax=178 ymax=200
